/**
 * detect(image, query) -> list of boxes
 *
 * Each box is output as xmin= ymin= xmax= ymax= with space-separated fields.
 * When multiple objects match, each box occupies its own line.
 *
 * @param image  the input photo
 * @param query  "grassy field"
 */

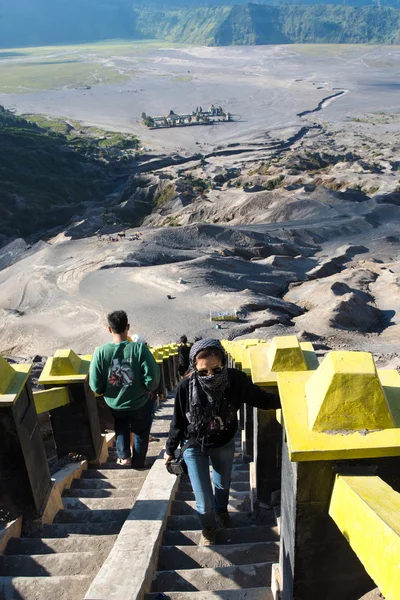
xmin=0 ymin=40 xmax=183 ymax=93
xmin=1 ymin=41 xmax=398 ymax=94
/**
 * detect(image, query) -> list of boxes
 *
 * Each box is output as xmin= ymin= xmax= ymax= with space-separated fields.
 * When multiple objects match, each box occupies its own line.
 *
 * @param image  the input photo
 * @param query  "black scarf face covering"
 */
xmin=187 ymin=339 xmax=229 ymax=441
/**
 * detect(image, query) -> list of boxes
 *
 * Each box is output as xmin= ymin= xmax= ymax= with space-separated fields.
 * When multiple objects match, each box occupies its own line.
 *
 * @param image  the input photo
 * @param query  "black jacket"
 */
xmin=178 ymin=344 xmax=190 ymax=369
xmin=166 ymin=368 xmax=280 ymax=455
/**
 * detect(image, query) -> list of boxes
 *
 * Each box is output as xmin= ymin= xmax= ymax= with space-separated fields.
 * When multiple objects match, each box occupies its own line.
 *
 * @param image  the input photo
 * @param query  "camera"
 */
xmin=166 ymin=457 xmax=187 ymax=476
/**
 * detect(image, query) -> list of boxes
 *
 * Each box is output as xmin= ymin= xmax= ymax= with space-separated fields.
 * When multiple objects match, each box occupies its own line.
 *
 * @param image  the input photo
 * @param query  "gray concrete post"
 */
xmin=253 ymin=407 xmax=282 ymax=506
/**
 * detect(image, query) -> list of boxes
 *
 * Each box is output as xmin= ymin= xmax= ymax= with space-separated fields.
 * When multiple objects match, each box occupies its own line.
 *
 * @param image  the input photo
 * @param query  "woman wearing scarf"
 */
xmin=165 ymin=338 xmax=279 ymax=545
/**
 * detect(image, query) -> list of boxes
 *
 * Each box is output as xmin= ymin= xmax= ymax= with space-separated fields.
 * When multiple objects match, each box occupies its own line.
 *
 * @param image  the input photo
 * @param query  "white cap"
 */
xmin=131 ymin=334 xmax=147 ymax=344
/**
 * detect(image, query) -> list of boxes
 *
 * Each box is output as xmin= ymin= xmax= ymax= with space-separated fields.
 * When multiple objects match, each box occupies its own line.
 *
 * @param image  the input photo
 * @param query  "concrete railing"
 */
xmin=223 ymin=338 xmax=400 ymax=600
xmin=276 ymin=349 xmax=400 ymax=600
xmin=3 ymin=334 xmax=399 ymax=600
xmin=0 ymin=349 xmax=114 ymax=525
xmin=0 ymin=343 xmax=176 ymax=525
xmin=0 ymin=355 xmax=51 ymax=522
xmin=330 ymin=474 xmax=400 ymax=600
xmin=223 ymin=335 xmax=319 ymax=507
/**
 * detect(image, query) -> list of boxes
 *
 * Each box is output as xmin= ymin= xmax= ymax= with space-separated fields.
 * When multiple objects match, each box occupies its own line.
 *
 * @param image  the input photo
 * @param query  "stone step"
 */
xmin=87 ymin=462 xmax=152 ymax=471
xmin=231 ymin=464 xmax=249 ymax=473
xmin=179 ymin=481 xmax=249 ymax=493
xmin=55 ymin=508 xmax=130 ymax=524
xmin=171 ymin=499 xmax=250 ymax=515
xmin=0 ymin=575 xmax=93 ymax=600
xmin=163 ymin=526 xmax=279 ymax=547
xmin=167 ymin=511 xmax=274 ymax=531
xmin=62 ymin=497 xmax=136 ymax=511
xmin=146 ymin=588 xmax=273 ymax=600
xmin=175 ymin=491 xmax=250 ymax=502
xmin=30 ymin=521 xmax=123 ymax=537
xmin=0 ymin=551 xmax=107 ymax=577
xmin=106 ymin=448 xmax=163 ymax=461
xmin=81 ymin=469 xmax=148 ymax=479
xmin=5 ymin=535 xmax=116 ymax=556
xmin=151 ymin=562 xmax=273 ymax=592
xmin=158 ymin=541 xmax=279 ymax=570
xmin=63 ymin=488 xmax=138 ymax=498
xmin=71 ymin=478 xmax=141 ymax=490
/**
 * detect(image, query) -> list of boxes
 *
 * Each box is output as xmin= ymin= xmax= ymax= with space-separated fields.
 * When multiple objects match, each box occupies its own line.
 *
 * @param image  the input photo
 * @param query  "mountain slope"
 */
xmin=142 ymin=4 xmax=400 ymax=45
xmin=2 ymin=1 xmax=400 ymax=47
xmin=0 ymin=108 xmax=137 ymax=245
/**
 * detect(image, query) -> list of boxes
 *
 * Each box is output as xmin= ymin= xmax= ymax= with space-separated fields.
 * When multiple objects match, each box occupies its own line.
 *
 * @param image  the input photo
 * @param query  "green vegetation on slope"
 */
xmin=2 ymin=1 xmax=400 ymax=47
xmin=277 ymin=5 xmax=400 ymax=44
xmin=135 ymin=6 xmax=233 ymax=45
xmin=0 ymin=108 xmax=138 ymax=245
xmin=143 ymin=4 xmax=400 ymax=45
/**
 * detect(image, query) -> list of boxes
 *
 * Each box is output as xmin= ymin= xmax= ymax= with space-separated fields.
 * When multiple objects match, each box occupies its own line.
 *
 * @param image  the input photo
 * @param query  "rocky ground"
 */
xmin=2 ymin=109 xmax=400 ymax=369
xmin=0 ymin=113 xmax=400 ymax=366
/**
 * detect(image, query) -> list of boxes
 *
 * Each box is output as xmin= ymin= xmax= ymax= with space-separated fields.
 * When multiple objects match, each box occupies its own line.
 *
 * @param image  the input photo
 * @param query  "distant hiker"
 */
xmin=89 ymin=311 xmax=160 ymax=468
xmin=178 ymin=335 xmax=191 ymax=379
xmin=164 ymin=339 xmax=279 ymax=545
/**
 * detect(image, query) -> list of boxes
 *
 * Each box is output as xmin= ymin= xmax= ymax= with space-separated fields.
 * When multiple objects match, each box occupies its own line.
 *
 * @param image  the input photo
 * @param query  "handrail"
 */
xmin=33 ymin=386 xmax=70 ymax=414
xmin=329 ymin=474 xmax=400 ymax=600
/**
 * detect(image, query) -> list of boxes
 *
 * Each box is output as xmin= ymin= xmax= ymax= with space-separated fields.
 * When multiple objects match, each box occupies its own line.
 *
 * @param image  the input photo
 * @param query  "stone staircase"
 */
xmin=147 ymin=438 xmax=280 ymax=600
xmin=0 ymin=406 xmax=280 ymax=600
xmin=0 ymin=460 xmax=147 ymax=599
xmin=0 ymin=403 xmax=172 ymax=600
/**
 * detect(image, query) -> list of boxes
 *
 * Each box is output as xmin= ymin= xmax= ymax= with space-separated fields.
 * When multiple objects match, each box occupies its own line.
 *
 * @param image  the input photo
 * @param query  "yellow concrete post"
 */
xmin=0 ymin=355 xmax=18 ymax=397
xmin=278 ymin=351 xmax=400 ymax=461
xmin=276 ymin=349 xmax=400 ymax=600
xmin=0 ymin=355 xmax=51 ymax=519
xmin=249 ymin=336 xmax=318 ymax=387
xmin=267 ymin=335 xmax=308 ymax=372
xmin=224 ymin=335 xmax=318 ymax=508
xmin=151 ymin=348 xmax=167 ymax=398
xmin=306 ymin=351 xmax=395 ymax=432
xmin=39 ymin=349 xmax=91 ymax=384
xmin=329 ymin=475 xmax=400 ymax=600
xmin=39 ymin=349 xmax=101 ymax=461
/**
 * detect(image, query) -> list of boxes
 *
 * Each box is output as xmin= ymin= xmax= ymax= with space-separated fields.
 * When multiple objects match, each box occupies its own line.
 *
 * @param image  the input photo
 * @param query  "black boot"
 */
xmin=199 ymin=526 xmax=217 ymax=546
xmin=217 ymin=509 xmax=232 ymax=529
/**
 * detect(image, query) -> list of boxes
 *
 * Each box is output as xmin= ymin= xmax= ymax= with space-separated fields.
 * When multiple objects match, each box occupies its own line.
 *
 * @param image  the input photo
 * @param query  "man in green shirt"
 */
xmin=89 ymin=310 xmax=160 ymax=467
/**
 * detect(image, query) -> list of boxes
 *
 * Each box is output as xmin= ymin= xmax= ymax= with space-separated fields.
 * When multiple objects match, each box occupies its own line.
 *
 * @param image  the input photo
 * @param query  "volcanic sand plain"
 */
xmin=1 ymin=43 xmax=400 ymax=153
xmin=1 ymin=43 xmax=400 ymax=361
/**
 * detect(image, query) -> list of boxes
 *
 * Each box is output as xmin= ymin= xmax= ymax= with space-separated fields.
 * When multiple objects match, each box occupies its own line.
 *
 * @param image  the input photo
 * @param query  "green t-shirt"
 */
xmin=89 ymin=341 xmax=160 ymax=411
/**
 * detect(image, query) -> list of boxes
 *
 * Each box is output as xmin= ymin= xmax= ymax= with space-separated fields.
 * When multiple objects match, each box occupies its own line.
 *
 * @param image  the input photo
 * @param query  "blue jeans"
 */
xmin=111 ymin=398 xmax=153 ymax=467
xmin=183 ymin=437 xmax=235 ymax=529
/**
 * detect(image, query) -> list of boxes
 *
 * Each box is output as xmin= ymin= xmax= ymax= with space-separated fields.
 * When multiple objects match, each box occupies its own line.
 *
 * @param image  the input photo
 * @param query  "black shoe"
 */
xmin=217 ymin=510 xmax=232 ymax=529
xmin=199 ymin=527 xmax=217 ymax=546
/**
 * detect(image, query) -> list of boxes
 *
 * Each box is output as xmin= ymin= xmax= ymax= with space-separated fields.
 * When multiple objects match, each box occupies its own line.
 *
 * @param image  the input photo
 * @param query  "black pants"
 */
xmin=111 ymin=399 xmax=152 ymax=467
xmin=178 ymin=365 xmax=188 ymax=379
